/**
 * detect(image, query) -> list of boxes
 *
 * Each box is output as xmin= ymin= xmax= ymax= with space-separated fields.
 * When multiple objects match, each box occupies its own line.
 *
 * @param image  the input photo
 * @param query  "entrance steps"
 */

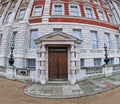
xmin=47 ymin=81 xmax=70 ymax=84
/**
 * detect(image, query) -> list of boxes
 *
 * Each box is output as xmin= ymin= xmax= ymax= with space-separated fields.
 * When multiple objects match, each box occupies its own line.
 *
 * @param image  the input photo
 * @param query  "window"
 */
xmin=82 ymin=0 xmax=89 ymax=2
xmin=109 ymin=14 xmax=114 ymax=23
xmin=5 ymin=12 xmax=12 ymax=22
xmin=108 ymin=58 xmax=114 ymax=65
xmin=91 ymin=31 xmax=98 ymax=49
xmin=18 ymin=9 xmax=26 ymax=19
xmin=29 ymin=30 xmax=38 ymax=49
xmin=105 ymin=33 xmax=111 ymax=49
xmin=53 ymin=5 xmax=62 ymax=15
xmin=94 ymin=0 xmax=99 ymax=4
xmin=53 ymin=28 xmax=62 ymax=32
xmin=0 ymin=34 xmax=3 ymax=46
xmin=94 ymin=58 xmax=101 ymax=66
xmin=11 ymin=0 xmax=17 ymax=7
xmin=73 ymin=29 xmax=81 ymax=39
xmin=119 ymin=58 xmax=120 ymax=64
xmin=69 ymin=5 xmax=79 ymax=16
xmin=33 ymin=6 xmax=42 ymax=16
xmin=98 ymin=11 xmax=104 ymax=20
xmin=27 ymin=59 xmax=36 ymax=68
xmin=23 ymin=0 xmax=29 ymax=3
xmin=81 ymin=59 xmax=85 ymax=67
xmin=115 ymin=35 xmax=120 ymax=50
xmin=12 ymin=32 xmax=17 ymax=47
xmin=85 ymin=8 xmax=93 ymax=18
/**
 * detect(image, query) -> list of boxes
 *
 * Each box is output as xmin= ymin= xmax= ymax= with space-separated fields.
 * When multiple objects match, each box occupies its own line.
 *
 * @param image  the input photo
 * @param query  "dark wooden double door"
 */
xmin=48 ymin=47 xmax=68 ymax=80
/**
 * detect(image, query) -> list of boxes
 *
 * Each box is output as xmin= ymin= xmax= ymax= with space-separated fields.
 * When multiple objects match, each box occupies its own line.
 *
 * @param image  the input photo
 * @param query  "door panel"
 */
xmin=48 ymin=48 xmax=68 ymax=80
xmin=49 ymin=51 xmax=58 ymax=78
xmin=58 ymin=52 xmax=67 ymax=78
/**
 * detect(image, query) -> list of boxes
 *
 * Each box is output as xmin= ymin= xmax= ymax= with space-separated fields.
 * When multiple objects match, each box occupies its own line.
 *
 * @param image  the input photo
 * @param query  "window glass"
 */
xmin=6 ymin=12 xmax=12 ymax=22
xmin=29 ymin=30 xmax=38 ymax=49
xmin=70 ymin=5 xmax=78 ymax=16
xmin=27 ymin=59 xmax=36 ymax=68
xmin=91 ymin=31 xmax=98 ymax=49
xmin=33 ymin=6 xmax=42 ymax=16
xmin=73 ymin=29 xmax=81 ymax=39
xmin=54 ymin=5 xmax=62 ymax=15
xmin=98 ymin=11 xmax=104 ymax=20
xmin=105 ymin=33 xmax=111 ymax=49
xmin=85 ymin=8 xmax=93 ymax=18
xmin=18 ymin=9 xmax=26 ymax=19
xmin=94 ymin=58 xmax=101 ymax=66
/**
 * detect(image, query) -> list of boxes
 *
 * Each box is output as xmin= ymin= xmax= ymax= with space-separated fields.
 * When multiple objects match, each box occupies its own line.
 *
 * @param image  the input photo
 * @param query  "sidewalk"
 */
xmin=24 ymin=74 xmax=120 ymax=98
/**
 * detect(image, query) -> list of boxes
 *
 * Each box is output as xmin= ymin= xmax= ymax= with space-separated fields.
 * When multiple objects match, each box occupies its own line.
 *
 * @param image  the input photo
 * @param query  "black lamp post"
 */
xmin=9 ymin=44 xmax=14 ymax=66
xmin=104 ymin=43 xmax=109 ymax=64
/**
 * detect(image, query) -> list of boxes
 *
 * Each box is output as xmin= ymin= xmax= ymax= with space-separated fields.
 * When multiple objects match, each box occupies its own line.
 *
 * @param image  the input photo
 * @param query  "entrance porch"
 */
xmin=35 ymin=32 xmax=82 ymax=84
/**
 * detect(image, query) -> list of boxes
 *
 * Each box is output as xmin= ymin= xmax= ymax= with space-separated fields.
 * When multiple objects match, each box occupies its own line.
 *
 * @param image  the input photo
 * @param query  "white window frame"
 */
xmin=17 ymin=8 xmax=26 ymax=19
xmin=82 ymin=0 xmax=89 ymax=2
xmin=94 ymin=0 xmax=100 ymax=5
xmin=91 ymin=31 xmax=98 ymax=49
xmin=94 ymin=58 xmax=101 ymax=66
xmin=5 ymin=12 xmax=12 ymax=22
xmin=104 ymin=33 xmax=111 ymax=49
xmin=108 ymin=13 xmax=114 ymax=23
xmin=27 ymin=59 xmax=36 ymax=68
xmin=84 ymin=6 xmax=95 ymax=19
xmin=52 ymin=3 xmax=64 ymax=15
xmin=29 ymin=30 xmax=38 ymax=49
xmin=115 ymin=35 xmax=120 ymax=50
xmin=97 ymin=9 xmax=107 ymax=21
xmin=0 ymin=34 xmax=3 ymax=46
xmin=108 ymin=58 xmax=114 ymax=65
xmin=73 ymin=29 xmax=81 ymax=39
xmin=69 ymin=4 xmax=80 ymax=16
xmin=12 ymin=32 xmax=17 ymax=47
xmin=11 ymin=0 xmax=17 ymax=7
xmin=32 ymin=6 xmax=43 ymax=17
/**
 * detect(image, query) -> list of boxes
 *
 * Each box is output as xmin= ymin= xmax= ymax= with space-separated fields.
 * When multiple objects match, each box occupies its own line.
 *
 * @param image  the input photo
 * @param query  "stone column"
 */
xmin=24 ymin=0 xmax=34 ymax=21
xmin=39 ymin=45 xmax=46 ymax=84
xmin=70 ymin=45 xmax=77 ymax=84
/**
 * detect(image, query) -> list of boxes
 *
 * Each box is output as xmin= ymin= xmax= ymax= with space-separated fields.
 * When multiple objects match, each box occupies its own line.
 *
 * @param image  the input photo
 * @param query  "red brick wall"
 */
xmin=49 ymin=17 xmax=119 ymax=30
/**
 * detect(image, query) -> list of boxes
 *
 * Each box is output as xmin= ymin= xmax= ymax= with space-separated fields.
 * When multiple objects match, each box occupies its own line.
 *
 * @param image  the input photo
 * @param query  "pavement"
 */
xmin=24 ymin=74 xmax=120 ymax=99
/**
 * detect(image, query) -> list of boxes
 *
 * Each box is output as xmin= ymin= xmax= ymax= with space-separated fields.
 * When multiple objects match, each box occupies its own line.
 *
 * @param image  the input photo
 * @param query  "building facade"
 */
xmin=0 ymin=0 xmax=120 ymax=84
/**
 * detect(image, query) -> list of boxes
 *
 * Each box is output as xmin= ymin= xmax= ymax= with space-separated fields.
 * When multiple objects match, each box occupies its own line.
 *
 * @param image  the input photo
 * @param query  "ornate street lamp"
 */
xmin=9 ymin=44 xmax=14 ymax=66
xmin=104 ymin=43 xmax=109 ymax=64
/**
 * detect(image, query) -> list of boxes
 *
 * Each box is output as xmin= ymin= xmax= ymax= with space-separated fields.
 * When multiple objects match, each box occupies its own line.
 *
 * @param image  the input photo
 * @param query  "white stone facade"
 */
xmin=0 ymin=0 xmax=120 ymax=84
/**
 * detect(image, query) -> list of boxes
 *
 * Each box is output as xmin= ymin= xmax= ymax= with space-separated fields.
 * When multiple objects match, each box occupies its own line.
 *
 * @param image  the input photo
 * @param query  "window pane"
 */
xmin=108 ymin=58 xmax=114 ymax=65
xmin=81 ymin=59 xmax=84 ymax=67
xmin=98 ymin=11 xmax=104 ymax=20
xmin=29 ymin=30 xmax=38 ymax=49
xmin=94 ymin=58 xmax=101 ymax=66
xmin=54 ymin=5 xmax=62 ymax=15
xmin=115 ymin=35 xmax=120 ymax=50
xmin=33 ymin=6 xmax=42 ymax=16
xmin=18 ymin=9 xmax=26 ymax=19
xmin=0 ymin=34 xmax=2 ymax=46
xmin=27 ymin=59 xmax=36 ymax=68
xmin=12 ymin=32 xmax=17 ymax=47
xmin=70 ymin=5 xmax=78 ymax=16
xmin=73 ymin=29 xmax=81 ymax=39
xmin=85 ymin=8 xmax=93 ymax=18
xmin=105 ymin=33 xmax=111 ymax=49
xmin=6 ymin=12 xmax=12 ymax=22
xmin=91 ymin=31 xmax=98 ymax=49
